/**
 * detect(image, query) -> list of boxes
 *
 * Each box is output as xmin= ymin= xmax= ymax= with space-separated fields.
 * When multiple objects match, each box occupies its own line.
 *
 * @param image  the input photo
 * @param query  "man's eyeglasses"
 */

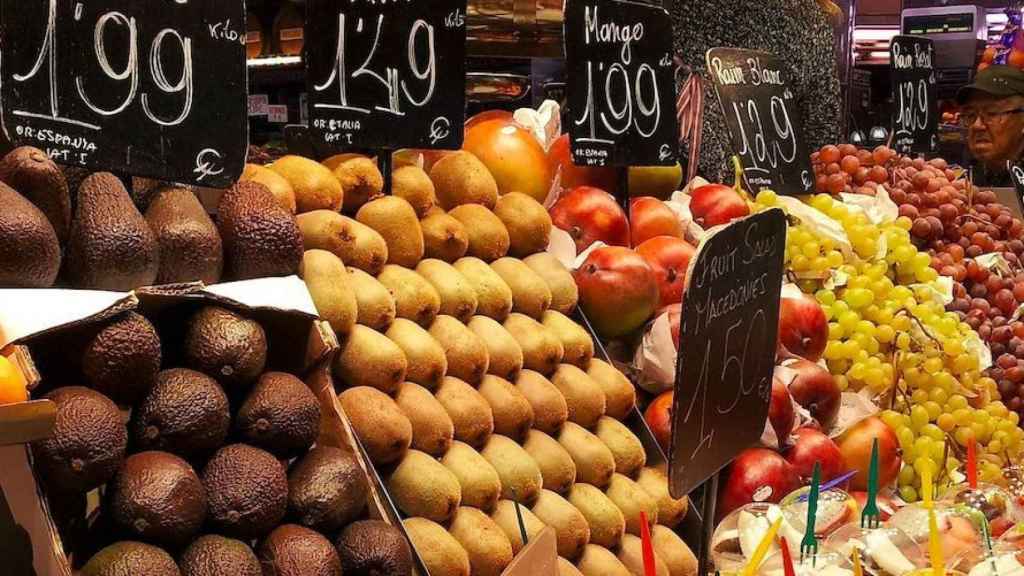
xmin=960 ymin=107 xmax=1024 ymax=127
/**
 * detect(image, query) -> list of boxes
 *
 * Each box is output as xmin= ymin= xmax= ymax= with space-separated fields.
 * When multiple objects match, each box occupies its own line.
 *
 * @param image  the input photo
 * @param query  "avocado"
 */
xmin=82 ymin=312 xmax=162 ymax=405
xmin=131 ymin=368 xmax=231 ymax=460
xmin=109 ymin=451 xmax=206 ymax=548
xmin=183 ymin=306 xmax=267 ymax=391
xmin=0 ymin=180 xmax=61 ymax=287
xmin=202 ymin=444 xmax=287 ymax=539
xmin=287 ymin=446 xmax=367 ymax=533
xmin=0 ymin=146 xmax=71 ymax=245
xmin=236 ymin=372 xmax=320 ymax=459
xmin=67 ymin=172 xmax=159 ymax=290
xmin=335 ymin=520 xmax=414 ymax=576
xmin=31 ymin=386 xmax=127 ymax=493
xmin=180 ymin=535 xmax=261 ymax=576
xmin=217 ymin=180 xmax=304 ymax=281
xmin=81 ymin=541 xmax=180 ymax=576
xmin=258 ymin=524 xmax=343 ymax=576
xmin=145 ymin=186 xmax=224 ymax=285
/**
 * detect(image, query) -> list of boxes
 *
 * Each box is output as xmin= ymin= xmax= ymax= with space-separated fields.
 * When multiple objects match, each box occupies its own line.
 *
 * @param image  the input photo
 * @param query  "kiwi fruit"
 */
xmin=492 ymin=499 xmax=548 ymax=555
xmin=338 ymin=387 xmax=412 ymax=465
xmin=577 ymin=544 xmax=632 ymax=576
xmin=299 ymin=249 xmax=357 ymax=336
xmin=558 ymin=422 xmax=616 ymax=488
xmin=296 ymin=211 xmax=388 ymax=275
xmin=652 ymin=525 xmax=699 ymax=576
xmin=594 ymin=416 xmax=647 ymax=478
xmin=429 ymin=315 xmax=490 ymax=384
xmin=530 ymin=489 xmax=591 ymax=561
xmin=448 ymin=507 xmax=514 ymax=576
xmin=333 ymin=324 xmax=406 ymax=394
xmin=453 ymin=257 xmax=513 ymax=320
xmin=481 ymin=434 xmax=543 ymax=505
xmin=394 ymin=382 xmax=454 ymax=456
xmin=619 ymin=534 xmax=670 ymax=576
xmin=241 ymin=163 xmax=296 ymax=213
xmin=494 ymin=192 xmax=552 ymax=257
xmin=416 ymin=259 xmax=478 ymax=322
xmin=345 ymin=267 xmax=396 ymax=331
xmin=387 ymin=449 xmax=462 ymax=522
xmin=559 ymin=557 xmax=586 ymax=576
xmin=515 ymin=369 xmax=569 ymax=435
xmin=421 ymin=212 xmax=469 ymax=262
xmin=429 ymin=151 xmax=499 ymax=210
xmin=605 ymin=473 xmax=658 ymax=535
xmin=434 ymin=377 xmax=494 ymax=449
xmin=331 ymin=156 xmax=384 ymax=214
xmin=503 ymin=313 xmax=564 ymax=376
xmin=356 ymin=196 xmax=424 ymax=267
xmin=392 ymin=165 xmax=437 ymax=217
xmin=582 ymin=360 xmax=635 ymax=422
xmin=468 ymin=316 xmax=524 ymax=381
xmin=385 ymin=318 xmax=448 ymax=389
xmin=477 ymin=375 xmax=534 ymax=441
xmin=568 ymin=483 xmax=626 ymax=549
xmin=441 ymin=441 xmax=502 ymax=512
xmin=551 ymin=364 xmax=607 ymax=429
xmin=490 ymin=257 xmax=553 ymax=318
xmin=524 ymin=252 xmax=579 ymax=314
xmin=522 ymin=429 xmax=576 ymax=494
xmin=269 ymin=155 xmax=343 ymax=213
xmin=541 ymin=310 xmax=595 ymax=368
xmin=449 ymin=204 xmax=510 ymax=261
xmin=636 ymin=467 xmax=689 ymax=529
xmin=404 ymin=517 xmax=471 ymax=576
xmin=377 ymin=265 xmax=441 ymax=327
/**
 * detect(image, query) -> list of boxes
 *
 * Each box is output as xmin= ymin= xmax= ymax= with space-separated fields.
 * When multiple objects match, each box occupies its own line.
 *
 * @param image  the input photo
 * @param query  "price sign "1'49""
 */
xmin=564 ymin=0 xmax=679 ymax=168
xmin=0 ymin=0 xmax=248 ymax=188
xmin=669 ymin=208 xmax=786 ymax=498
xmin=305 ymin=0 xmax=468 ymax=151
xmin=707 ymin=48 xmax=813 ymax=196
xmin=890 ymin=35 xmax=937 ymax=155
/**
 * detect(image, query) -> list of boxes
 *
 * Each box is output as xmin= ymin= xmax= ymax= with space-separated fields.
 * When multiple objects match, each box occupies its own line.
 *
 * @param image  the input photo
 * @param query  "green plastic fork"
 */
xmin=861 ymin=439 xmax=881 ymax=529
xmin=801 ymin=462 xmax=821 ymax=563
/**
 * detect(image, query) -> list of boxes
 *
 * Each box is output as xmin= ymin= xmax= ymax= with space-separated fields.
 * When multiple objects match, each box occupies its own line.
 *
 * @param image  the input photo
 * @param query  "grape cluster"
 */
xmin=811 ymin=144 xmax=897 ymax=196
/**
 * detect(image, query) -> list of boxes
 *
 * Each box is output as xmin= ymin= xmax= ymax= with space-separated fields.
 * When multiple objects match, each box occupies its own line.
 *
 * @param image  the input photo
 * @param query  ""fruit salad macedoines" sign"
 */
xmin=669 ymin=209 xmax=786 ymax=498
xmin=0 ymin=0 xmax=248 ymax=188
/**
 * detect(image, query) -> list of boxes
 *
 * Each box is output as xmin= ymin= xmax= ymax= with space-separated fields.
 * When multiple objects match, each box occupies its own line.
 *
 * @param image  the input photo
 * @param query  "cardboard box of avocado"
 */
xmin=0 ymin=277 xmax=429 ymax=576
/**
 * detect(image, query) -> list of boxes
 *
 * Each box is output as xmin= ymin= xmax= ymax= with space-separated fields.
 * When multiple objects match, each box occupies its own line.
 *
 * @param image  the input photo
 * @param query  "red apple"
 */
xmin=575 ymin=246 xmax=659 ymax=339
xmin=664 ymin=303 xmax=681 ymax=349
xmin=636 ymin=236 xmax=696 ymax=309
xmin=630 ymin=197 xmax=683 ymax=246
xmin=784 ymin=427 xmax=845 ymax=483
xmin=550 ymin=186 xmax=631 ymax=252
xmin=785 ymin=359 xmax=841 ymax=430
xmin=718 ymin=448 xmax=801 ymax=520
xmin=689 ymin=184 xmax=750 ymax=228
xmin=547 ymin=134 xmax=617 ymax=192
xmin=850 ymin=491 xmax=895 ymax=522
xmin=836 ymin=416 xmax=901 ymax=492
xmin=644 ymin=390 xmax=673 ymax=452
xmin=464 ymin=118 xmax=553 ymax=202
xmin=777 ymin=292 xmax=828 ymax=362
xmin=769 ymin=375 xmax=795 ymax=444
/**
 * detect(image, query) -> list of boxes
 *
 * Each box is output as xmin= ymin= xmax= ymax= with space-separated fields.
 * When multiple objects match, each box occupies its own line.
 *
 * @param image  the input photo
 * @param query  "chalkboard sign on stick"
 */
xmin=305 ymin=0 xmax=468 ymax=152
xmin=0 ymin=0 xmax=248 ymax=188
xmin=1009 ymin=161 xmax=1024 ymax=217
xmin=890 ymin=35 xmax=937 ymax=155
xmin=563 ymin=0 xmax=679 ymax=168
xmin=668 ymin=208 xmax=786 ymax=499
xmin=706 ymin=48 xmax=813 ymax=196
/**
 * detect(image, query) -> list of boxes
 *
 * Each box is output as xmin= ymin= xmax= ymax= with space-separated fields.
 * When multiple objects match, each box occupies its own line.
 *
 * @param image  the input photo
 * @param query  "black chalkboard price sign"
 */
xmin=0 ymin=0 xmax=248 ymax=188
xmin=669 ymin=208 xmax=786 ymax=498
xmin=890 ymin=35 xmax=937 ymax=155
xmin=305 ymin=0 xmax=468 ymax=152
xmin=1009 ymin=161 xmax=1024 ymax=217
xmin=706 ymin=48 xmax=814 ymax=196
xmin=563 ymin=0 xmax=679 ymax=168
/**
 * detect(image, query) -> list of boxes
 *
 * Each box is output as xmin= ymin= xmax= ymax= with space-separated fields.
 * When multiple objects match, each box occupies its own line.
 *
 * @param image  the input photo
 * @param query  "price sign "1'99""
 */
xmin=564 ymin=0 xmax=679 ymax=168
xmin=305 ymin=0 xmax=468 ymax=151
xmin=669 ymin=209 xmax=786 ymax=498
xmin=0 ymin=0 xmax=248 ymax=188
xmin=890 ymin=35 xmax=937 ymax=155
xmin=707 ymin=48 xmax=813 ymax=196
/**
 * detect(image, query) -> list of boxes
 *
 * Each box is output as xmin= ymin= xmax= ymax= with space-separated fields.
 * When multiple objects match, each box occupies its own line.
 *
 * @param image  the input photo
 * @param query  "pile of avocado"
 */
xmin=27 ymin=304 xmax=413 ymax=576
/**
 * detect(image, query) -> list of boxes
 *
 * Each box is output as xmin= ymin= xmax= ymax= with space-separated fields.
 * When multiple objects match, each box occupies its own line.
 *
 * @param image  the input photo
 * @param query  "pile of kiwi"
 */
xmin=27 ymin=304 xmax=412 ymax=576
xmin=294 ymin=149 xmax=699 ymax=576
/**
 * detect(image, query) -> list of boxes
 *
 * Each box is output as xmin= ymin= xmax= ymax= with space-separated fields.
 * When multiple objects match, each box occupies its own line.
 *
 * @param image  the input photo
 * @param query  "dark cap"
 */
xmin=957 ymin=65 xmax=1024 ymax=103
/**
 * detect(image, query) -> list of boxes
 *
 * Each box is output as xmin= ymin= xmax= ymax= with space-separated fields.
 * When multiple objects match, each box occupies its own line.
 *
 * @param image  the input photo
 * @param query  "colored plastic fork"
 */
xmin=861 ymin=439 xmax=882 ymax=529
xmin=800 ymin=462 xmax=821 ymax=563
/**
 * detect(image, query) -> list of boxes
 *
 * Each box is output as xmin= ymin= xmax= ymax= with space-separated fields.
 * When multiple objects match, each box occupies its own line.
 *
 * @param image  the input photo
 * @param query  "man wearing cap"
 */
xmin=959 ymin=65 xmax=1024 ymax=186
